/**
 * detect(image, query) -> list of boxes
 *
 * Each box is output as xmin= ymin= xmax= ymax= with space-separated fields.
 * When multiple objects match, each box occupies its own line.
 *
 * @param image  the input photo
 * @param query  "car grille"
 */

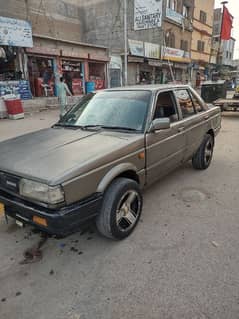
xmin=0 ymin=172 xmax=20 ymax=194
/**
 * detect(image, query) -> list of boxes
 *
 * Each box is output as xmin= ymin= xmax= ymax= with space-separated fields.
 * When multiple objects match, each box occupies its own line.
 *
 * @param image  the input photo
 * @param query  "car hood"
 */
xmin=0 ymin=128 xmax=143 ymax=185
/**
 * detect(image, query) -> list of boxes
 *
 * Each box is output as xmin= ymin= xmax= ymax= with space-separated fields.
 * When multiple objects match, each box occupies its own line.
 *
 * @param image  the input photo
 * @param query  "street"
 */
xmin=0 ymin=111 xmax=239 ymax=319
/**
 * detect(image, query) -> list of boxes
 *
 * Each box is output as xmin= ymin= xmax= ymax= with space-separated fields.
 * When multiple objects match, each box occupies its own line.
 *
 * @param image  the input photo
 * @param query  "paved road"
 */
xmin=0 ymin=111 xmax=239 ymax=319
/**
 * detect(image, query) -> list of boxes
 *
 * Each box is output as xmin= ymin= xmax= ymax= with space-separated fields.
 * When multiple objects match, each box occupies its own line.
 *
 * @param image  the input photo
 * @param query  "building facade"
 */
xmin=80 ymin=0 xmax=194 ymax=86
xmin=191 ymin=0 xmax=214 ymax=85
xmin=0 ymin=0 xmax=109 ymax=98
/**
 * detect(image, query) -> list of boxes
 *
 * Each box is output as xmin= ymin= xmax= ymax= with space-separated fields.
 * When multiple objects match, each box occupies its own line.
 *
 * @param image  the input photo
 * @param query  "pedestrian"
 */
xmin=64 ymin=72 xmax=73 ymax=95
xmin=58 ymin=76 xmax=72 ymax=118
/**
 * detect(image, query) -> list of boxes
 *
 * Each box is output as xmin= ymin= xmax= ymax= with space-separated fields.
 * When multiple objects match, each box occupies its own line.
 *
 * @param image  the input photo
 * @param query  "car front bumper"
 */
xmin=0 ymin=189 xmax=102 ymax=237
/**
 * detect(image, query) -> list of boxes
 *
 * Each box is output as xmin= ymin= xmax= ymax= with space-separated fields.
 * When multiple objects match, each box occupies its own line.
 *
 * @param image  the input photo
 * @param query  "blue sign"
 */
xmin=0 ymin=16 xmax=33 ymax=47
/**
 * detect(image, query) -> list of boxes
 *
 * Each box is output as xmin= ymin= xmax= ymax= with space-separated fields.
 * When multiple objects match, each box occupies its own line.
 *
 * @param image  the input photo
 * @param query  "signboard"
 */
xmin=128 ymin=39 xmax=144 ymax=57
xmin=110 ymin=56 xmax=122 ymax=69
xmin=134 ymin=0 xmax=163 ymax=30
xmin=0 ymin=16 xmax=33 ymax=47
xmin=144 ymin=42 xmax=160 ymax=59
xmin=166 ymin=8 xmax=183 ymax=25
xmin=161 ymin=46 xmax=190 ymax=63
xmin=26 ymin=47 xmax=60 ymax=56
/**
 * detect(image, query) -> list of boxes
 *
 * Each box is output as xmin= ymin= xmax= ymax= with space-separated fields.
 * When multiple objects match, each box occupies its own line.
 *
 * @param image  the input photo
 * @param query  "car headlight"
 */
xmin=19 ymin=179 xmax=64 ymax=204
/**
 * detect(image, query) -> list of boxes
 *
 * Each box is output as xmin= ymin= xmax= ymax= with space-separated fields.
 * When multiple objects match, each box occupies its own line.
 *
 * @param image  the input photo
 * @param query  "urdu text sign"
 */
xmin=0 ymin=16 xmax=33 ymax=48
xmin=134 ymin=0 xmax=163 ymax=30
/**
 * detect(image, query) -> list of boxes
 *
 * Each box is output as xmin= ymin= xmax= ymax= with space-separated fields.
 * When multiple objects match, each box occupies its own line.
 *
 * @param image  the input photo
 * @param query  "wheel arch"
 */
xmin=207 ymin=129 xmax=215 ymax=143
xmin=97 ymin=163 xmax=139 ymax=193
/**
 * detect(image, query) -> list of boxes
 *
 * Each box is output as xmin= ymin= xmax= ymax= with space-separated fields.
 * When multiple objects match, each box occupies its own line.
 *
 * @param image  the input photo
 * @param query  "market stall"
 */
xmin=61 ymin=59 xmax=84 ymax=95
xmin=0 ymin=16 xmax=33 ymax=100
xmin=88 ymin=62 xmax=106 ymax=90
xmin=27 ymin=56 xmax=55 ymax=97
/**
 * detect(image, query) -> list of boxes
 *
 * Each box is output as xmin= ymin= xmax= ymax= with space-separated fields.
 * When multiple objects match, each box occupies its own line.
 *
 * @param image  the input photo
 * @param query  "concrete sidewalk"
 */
xmin=0 ymin=109 xmax=59 ymax=142
xmin=21 ymin=95 xmax=82 ymax=113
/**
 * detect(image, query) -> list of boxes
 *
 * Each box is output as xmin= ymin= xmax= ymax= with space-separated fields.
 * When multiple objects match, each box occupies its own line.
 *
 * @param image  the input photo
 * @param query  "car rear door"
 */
xmin=145 ymin=90 xmax=186 ymax=185
xmin=173 ymin=88 xmax=209 ymax=161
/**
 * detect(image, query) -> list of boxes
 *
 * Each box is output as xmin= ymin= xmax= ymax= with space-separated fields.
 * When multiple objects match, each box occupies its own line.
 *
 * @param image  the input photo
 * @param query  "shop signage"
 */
xmin=174 ymin=63 xmax=188 ymax=70
xmin=0 ymin=16 xmax=33 ymax=47
xmin=89 ymin=53 xmax=109 ymax=62
xmin=110 ymin=56 xmax=122 ymax=69
xmin=161 ymin=46 xmax=190 ymax=63
xmin=26 ymin=47 xmax=60 ymax=56
xmin=61 ymin=49 xmax=88 ymax=59
xmin=144 ymin=42 xmax=160 ymax=59
xmin=166 ymin=8 xmax=183 ymax=25
xmin=128 ymin=56 xmax=144 ymax=63
xmin=134 ymin=0 xmax=163 ymax=30
xmin=148 ymin=60 xmax=163 ymax=67
xmin=128 ymin=39 xmax=144 ymax=57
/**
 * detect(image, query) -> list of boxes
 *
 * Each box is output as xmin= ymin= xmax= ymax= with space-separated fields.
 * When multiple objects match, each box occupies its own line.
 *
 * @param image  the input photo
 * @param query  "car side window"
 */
xmin=174 ymin=89 xmax=196 ymax=118
xmin=153 ymin=91 xmax=179 ymax=123
xmin=188 ymin=90 xmax=205 ymax=112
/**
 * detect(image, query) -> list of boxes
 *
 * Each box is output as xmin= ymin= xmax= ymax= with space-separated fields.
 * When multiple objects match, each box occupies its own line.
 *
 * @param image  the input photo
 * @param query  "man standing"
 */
xmin=58 ymin=76 xmax=72 ymax=118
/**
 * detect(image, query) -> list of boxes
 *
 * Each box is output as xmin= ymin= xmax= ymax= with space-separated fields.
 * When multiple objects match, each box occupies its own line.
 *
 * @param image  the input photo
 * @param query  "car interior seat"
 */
xmin=154 ymin=93 xmax=178 ymax=122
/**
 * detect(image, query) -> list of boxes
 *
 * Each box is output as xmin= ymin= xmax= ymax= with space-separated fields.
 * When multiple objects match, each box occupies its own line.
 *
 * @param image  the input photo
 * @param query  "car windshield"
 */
xmin=56 ymin=90 xmax=152 ymax=132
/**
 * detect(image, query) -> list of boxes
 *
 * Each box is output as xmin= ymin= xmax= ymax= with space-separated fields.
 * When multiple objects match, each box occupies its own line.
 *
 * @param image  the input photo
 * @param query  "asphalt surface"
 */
xmin=0 ymin=110 xmax=239 ymax=319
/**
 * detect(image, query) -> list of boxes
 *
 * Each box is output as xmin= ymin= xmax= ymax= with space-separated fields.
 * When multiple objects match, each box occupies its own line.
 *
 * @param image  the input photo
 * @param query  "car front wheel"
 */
xmin=192 ymin=134 xmax=214 ymax=170
xmin=96 ymin=178 xmax=143 ymax=240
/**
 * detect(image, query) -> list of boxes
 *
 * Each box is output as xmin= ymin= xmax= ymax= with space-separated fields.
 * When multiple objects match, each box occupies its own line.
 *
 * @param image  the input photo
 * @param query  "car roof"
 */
xmin=103 ymin=84 xmax=191 ymax=93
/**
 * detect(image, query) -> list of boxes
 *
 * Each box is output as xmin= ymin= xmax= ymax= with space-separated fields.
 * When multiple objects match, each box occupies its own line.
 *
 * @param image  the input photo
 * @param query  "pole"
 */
xmin=124 ymin=0 xmax=128 ymax=86
xmin=218 ymin=2 xmax=228 ymax=66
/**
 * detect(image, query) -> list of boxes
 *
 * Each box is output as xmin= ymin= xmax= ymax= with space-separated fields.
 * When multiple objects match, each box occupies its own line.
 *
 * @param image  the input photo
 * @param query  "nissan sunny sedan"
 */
xmin=0 ymin=85 xmax=221 ymax=240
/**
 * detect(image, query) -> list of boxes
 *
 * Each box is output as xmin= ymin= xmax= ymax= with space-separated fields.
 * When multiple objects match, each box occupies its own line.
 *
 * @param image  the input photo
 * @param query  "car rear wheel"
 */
xmin=192 ymin=134 xmax=214 ymax=170
xmin=96 ymin=178 xmax=143 ymax=240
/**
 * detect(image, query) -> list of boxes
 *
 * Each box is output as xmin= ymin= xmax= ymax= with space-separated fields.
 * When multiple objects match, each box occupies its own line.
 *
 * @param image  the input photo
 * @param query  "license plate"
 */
xmin=0 ymin=202 xmax=5 ymax=216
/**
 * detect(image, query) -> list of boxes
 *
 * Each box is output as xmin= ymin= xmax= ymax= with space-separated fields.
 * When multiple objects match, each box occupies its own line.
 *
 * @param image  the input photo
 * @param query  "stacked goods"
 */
xmin=0 ymin=80 xmax=32 ymax=100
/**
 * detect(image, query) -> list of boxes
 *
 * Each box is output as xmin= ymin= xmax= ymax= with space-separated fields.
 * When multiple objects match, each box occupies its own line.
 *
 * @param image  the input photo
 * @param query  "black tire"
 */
xmin=96 ymin=178 xmax=143 ymax=240
xmin=192 ymin=134 xmax=214 ymax=170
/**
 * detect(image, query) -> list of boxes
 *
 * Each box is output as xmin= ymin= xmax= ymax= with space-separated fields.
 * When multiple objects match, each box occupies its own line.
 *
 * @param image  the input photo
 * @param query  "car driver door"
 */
xmin=145 ymin=90 xmax=187 ymax=185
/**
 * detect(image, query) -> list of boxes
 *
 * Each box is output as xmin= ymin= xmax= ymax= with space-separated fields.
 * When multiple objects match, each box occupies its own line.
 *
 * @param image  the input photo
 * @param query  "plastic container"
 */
xmin=86 ymin=81 xmax=95 ymax=93
xmin=5 ymin=99 xmax=24 ymax=119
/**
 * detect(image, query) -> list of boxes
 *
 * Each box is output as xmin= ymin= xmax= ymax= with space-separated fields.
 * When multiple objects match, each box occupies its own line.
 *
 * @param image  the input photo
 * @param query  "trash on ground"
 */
xmin=211 ymin=241 xmax=219 ymax=248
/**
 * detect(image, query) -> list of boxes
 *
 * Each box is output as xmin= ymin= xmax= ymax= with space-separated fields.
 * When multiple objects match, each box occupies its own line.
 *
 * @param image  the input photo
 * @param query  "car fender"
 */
xmin=97 ymin=163 xmax=138 ymax=193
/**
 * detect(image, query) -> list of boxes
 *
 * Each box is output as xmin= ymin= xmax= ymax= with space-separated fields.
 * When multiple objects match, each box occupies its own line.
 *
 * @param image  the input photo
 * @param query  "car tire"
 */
xmin=192 ymin=134 xmax=214 ymax=170
xmin=96 ymin=178 xmax=143 ymax=240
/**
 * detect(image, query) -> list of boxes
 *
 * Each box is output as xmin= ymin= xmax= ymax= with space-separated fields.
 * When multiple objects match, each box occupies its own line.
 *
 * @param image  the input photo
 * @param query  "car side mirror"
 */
xmin=149 ymin=118 xmax=170 ymax=133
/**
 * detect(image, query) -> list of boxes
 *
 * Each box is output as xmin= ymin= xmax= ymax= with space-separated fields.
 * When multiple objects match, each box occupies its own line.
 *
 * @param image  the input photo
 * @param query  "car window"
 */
xmin=174 ymin=89 xmax=196 ymax=118
xmin=153 ymin=91 xmax=179 ymax=123
xmin=59 ymin=91 xmax=152 ymax=131
xmin=190 ymin=92 xmax=204 ymax=112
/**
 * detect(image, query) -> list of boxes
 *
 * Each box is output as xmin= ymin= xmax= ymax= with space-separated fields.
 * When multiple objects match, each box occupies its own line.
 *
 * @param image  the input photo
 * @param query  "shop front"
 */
xmin=161 ymin=46 xmax=191 ymax=83
xmin=0 ymin=16 xmax=33 ymax=100
xmin=109 ymin=55 xmax=122 ymax=88
xmin=128 ymin=39 xmax=164 ymax=85
xmin=26 ymin=48 xmax=59 ymax=97
xmin=25 ymin=36 xmax=109 ymax=97
xmin=61 ymin=59 xmax=83 ymax=95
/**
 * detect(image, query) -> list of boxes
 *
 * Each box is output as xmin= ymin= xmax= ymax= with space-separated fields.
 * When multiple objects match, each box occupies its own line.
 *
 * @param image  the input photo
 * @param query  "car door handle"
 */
xmin=178 ymin=127 xmax=185 ymax=132
xmin=204 ymin=115 xmax=209 ymax=120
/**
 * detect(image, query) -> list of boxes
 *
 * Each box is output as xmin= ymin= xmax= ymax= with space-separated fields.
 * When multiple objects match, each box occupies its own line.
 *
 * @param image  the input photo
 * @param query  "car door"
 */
xmin=173 ymin=88 xmax=208 ymax=161
xmin=145 ymin=90 xmax=187 ymax=185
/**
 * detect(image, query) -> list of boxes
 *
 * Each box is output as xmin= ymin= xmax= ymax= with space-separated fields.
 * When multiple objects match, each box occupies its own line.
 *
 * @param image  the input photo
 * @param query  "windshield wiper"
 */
xmin=81 ymin=125 xmax=139 ymax=132
xmin=52 ymin=123 xmax=81 ymax=129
